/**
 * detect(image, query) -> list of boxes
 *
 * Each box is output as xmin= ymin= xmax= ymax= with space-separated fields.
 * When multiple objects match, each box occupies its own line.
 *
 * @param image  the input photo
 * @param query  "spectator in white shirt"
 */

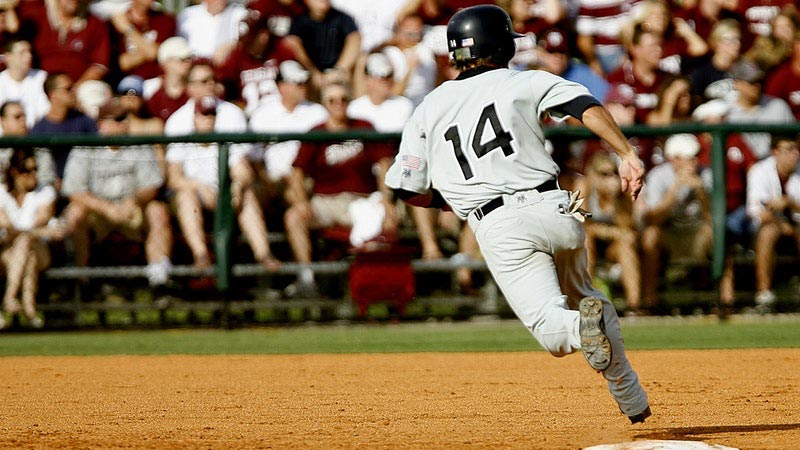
xmin=166 ymin=62 xmax=279 ymax=270
xmin=0 ymin=40 xmax=50 ymax=129
xmin=746 ymin=135 xmax=800 ymax=312
xmin=0 ymin=102 xmax=57 ymax=189
xmin=249 ymin=60 xmax=328 ymax=184
xmin=381 ymin=14 xmax=437 ymax=107
xmin=176 ymin=0 xmax=248 ymax=65
xmin=330 ymin=0 xmax=414 ymax=53
xmin=348 ymin=52 xmax=413 ymax=132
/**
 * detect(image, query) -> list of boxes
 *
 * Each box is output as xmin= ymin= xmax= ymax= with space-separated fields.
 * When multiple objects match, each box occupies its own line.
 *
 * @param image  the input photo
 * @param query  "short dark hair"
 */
xmin=43 ymin=72 xmax=70 ymax=97
xmin=3 ymin=38 xmax=26 ymax=54
xmin=4 ymin=147 xmax=36 ymax=186
xmin=631 ymin=22 xmax=658 ymax=47
xmin=771 ymin=134 xmax=798 ymax=149
xmin=0 ymin=100 xmax=22 ymax=118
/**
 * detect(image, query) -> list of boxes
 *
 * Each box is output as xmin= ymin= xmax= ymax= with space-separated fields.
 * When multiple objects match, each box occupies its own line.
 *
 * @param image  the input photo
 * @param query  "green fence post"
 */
xmin=710 ymin=129 xmax=728 ymax=281
xmin=214 ymin=142 xmax=233 ymax=293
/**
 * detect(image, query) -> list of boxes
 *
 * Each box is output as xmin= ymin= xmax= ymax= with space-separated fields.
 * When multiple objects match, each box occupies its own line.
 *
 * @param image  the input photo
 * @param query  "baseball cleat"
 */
xmin=579 ymin=297 xmax=612 ymax=372
xmin=628 ymin=406 xmax=652 ymax=424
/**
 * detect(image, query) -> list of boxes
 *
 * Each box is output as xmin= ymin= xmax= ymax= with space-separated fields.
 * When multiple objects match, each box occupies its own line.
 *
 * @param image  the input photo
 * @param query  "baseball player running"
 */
xmin=385 ymin=5 xmax=651 ymax=423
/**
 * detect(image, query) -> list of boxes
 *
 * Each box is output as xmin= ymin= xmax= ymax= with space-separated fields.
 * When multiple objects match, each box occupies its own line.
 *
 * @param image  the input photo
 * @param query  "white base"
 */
xmin=585 ymin=440 xmax=738 ymax=450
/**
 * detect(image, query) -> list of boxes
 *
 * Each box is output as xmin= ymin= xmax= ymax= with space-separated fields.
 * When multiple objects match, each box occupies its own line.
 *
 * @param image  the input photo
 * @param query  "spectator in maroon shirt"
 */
xmin=625 ymin=0 xmax=708 ymax=75
xmin=745 ymin=5 xmax=799 ymax=72
xmin=108 ymin=0 xmax=177 ymax=81
xmin=216 ymin=12 xmax=297 ymax=114
xmin=0 ymin=0 xmax=20 ymax=49
xmin=18 ymin=0 xmax=110 ymax=86
xmin=415 ymin=0 xmax=486 ymax=25
xmin=247 ymin=0 xmax=306 ymax=37
xmin=737 ymin=0 xmax=795 ymax=41
xmin=673 ymin=0 xmax=750 ymax=47
xmin=144 ymin=36 xmax=192 ymax=122
xmin=283 ymin=81 xmax=397 ymax=296
xmin=606 ymin=24 xmax=669 ymax=123
xmin=765 ymin=29 xmax=800 ymax=120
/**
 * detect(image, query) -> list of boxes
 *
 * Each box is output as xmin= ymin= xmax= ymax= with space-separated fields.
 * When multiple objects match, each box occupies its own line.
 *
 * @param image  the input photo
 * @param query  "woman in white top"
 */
xmin=0 ymin=148 xmax=65 ymax=329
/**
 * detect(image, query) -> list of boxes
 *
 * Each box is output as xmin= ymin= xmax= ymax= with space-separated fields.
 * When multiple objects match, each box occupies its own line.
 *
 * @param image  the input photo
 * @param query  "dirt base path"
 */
xmin=1 ymin=349 xmax=798 ymax=449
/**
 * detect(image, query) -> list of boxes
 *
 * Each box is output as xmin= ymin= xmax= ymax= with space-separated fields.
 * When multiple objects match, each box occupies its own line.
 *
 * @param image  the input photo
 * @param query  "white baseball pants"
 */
xmin=467 ymin=188 xmax=649 ymax=417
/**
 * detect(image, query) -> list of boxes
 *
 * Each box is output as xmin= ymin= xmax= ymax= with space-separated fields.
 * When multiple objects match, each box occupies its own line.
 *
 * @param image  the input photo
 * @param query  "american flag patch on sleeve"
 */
xmin=401 ymin=154 xmax=422 ymax=170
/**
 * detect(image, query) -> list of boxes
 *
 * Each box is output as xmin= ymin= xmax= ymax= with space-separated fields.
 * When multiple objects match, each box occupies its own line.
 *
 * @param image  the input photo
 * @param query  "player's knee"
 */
xmin=542 ymin=343 xmax=570 ymax=357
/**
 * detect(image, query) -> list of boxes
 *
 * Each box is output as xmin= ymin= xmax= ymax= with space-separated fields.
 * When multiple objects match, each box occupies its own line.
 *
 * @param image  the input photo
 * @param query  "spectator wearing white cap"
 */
xmin=0 ymin=39 xmax=50 ymax=129
xmin=249 ymin=60 xmax=328 ymax=185
xmin=165 ymin=62 xmax=279 ymax=271
xmin=348 ymin=52 xmax=413 ymax=133
xmin=746 ymin=135 xmax=800 ymax=312
xmin=216 ymin=13 xmax=299 ymax=116
xmin=176 ymin=0 xmax=248 ymax=65
xmin=693 ymin=98 xmax=758 ymax=314
xmin=638 ymin=133 xmax=713 ymax=312
xmin=143 ymin=36 xmax=193 ymax=122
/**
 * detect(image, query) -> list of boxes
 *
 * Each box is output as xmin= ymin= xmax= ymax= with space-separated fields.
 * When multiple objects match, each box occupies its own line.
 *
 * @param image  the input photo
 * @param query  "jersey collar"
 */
xmin=455 ymin=65 xmax=504 ymax=80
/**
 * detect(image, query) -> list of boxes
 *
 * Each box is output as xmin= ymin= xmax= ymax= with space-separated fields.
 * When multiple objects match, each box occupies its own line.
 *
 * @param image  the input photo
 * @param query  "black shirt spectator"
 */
xmin=288 ymin=6 xmax=357 ymax=71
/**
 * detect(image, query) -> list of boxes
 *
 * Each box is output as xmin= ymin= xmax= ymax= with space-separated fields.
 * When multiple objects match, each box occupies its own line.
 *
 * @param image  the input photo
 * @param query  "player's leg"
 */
xmin=555 ymin=245 xmax=650 ymax=420
xmin=467 ymin=207 xmax=581 ymax=357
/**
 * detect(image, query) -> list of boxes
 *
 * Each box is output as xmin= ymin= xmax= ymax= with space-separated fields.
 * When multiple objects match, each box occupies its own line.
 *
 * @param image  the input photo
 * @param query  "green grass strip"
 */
xmin=1 ymin=316 xmax=799 ymax=357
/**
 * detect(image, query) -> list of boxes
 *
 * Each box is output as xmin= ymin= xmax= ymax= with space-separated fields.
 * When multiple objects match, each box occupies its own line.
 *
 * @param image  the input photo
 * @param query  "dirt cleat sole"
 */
xmin=628 ymin=406 xmax=652 ymax=424
xmin=579 ymin=296 xmax=612 ymax=372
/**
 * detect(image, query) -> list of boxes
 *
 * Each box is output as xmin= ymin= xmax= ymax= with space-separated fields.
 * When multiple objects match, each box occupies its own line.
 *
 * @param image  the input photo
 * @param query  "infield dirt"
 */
xmin=1 ymin=349 xmax=798 ymax=449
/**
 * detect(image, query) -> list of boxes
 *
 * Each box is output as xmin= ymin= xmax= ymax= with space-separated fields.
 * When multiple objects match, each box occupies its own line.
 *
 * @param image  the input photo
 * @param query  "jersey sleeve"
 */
xmin=384 ymin=110 xmax=430 ymax=194
xmin=530 ymin=71 xmax=594 ymax=120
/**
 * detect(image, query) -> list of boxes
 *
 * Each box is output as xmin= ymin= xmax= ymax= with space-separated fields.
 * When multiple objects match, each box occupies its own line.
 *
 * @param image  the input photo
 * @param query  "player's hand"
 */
xmin=618 ymin=153 xmax=645 ymax=201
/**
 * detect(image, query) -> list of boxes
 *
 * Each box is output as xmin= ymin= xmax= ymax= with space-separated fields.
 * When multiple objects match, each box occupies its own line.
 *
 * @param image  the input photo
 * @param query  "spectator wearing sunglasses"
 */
xmin=282 ymin=81 xmax=396 ymax=297
xmin=0 ymin=148 xmax=65 ymax=329
xmin=61 ymin=97 xmax=174 ymax=287
xmin=0 ymin=39 xmax=50 ymax=129
xmin=0 ymin=101 xmax=56 ymax=189
xmin=166 ymin=66 xmax=279 ymax=270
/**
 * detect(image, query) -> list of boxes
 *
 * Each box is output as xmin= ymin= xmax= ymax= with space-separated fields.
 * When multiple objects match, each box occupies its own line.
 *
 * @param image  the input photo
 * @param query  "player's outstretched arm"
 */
xmin=580 ymin=105 xmax=645 ymax=200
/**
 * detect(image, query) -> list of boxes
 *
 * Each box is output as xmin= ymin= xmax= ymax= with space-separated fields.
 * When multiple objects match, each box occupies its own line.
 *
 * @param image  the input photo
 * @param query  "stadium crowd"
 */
xmin=0 ymin=0 xmax=799 ymax=328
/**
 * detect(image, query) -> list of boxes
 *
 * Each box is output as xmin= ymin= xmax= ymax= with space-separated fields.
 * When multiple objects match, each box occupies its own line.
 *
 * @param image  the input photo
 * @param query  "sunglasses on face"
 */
xmin=596 ymin=169 xmax=617 ymax=177
xmin=18 ymin=166 xmax=37 ymax=174
xmin=190 ymin=77 xmax=215 ymax=85
xmin=325 ymin=96 xmax=350 ymax=104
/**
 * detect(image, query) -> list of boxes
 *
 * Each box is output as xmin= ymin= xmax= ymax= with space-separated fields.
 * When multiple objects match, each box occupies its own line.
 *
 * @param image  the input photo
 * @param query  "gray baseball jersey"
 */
xmin=385 ymin=68 xmax=589 ymax=219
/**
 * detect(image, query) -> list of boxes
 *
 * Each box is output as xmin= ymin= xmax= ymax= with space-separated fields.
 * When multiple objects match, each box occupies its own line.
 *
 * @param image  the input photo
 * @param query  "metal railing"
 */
xmin=3 ymin=122 xmax=799 ymax=292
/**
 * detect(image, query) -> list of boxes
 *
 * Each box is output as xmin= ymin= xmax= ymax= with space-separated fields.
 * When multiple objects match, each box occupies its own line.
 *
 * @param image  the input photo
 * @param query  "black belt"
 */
xmin=473 ymin=178 xmax=559 ymax=221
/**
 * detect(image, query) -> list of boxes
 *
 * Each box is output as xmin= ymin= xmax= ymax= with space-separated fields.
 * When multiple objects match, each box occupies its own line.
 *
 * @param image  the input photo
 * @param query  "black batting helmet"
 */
xmin=446 ymin=5 xmax=523 ymax=68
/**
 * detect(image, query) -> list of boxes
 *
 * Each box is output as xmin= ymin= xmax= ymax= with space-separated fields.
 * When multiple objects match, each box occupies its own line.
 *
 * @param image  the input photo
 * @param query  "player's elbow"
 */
xmin=393 ymin=188 xmax=430 ymax=207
